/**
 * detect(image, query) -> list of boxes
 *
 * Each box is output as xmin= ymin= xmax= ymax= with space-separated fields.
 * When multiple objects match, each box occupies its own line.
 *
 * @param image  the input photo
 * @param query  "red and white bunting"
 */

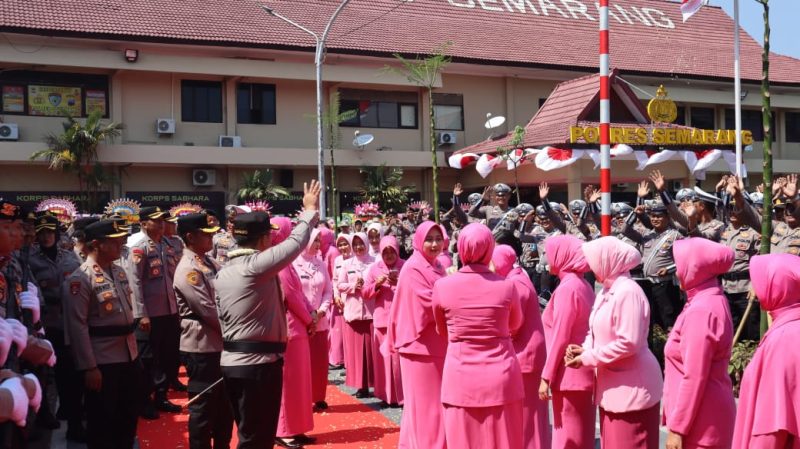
xmin=535 ymin=147 xmax=584 ymax=172
xmin=634 ymin=149 xmax=680 ymax=170
xmin=680 ymin=0 xmax=708 ymax=22
xmin=689 ymin=149 xmax=722 ymax=179
xmin=721 ymin=151 xmax=748 ymax=178
xmin=505 ymin=148 xmax=538 ymax=170
xmin=448 ymin=152 xmax=480 ymax=169
xmin=476 ymin=153 xmax=504 ymax=178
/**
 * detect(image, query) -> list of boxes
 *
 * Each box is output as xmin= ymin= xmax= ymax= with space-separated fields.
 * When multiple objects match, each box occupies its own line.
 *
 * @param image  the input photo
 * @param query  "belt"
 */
xmin=88 ymin=323 xmax=136 ymax=337
xmin=181 ymin=313 xmax=201 ymax=321
xmin=722 ymin=272 xmax=749 ymax=281
xmin=646 ymin=275 xmax=673 ymax=284
xmin=222 ymin=340 xmax=287 ymax=354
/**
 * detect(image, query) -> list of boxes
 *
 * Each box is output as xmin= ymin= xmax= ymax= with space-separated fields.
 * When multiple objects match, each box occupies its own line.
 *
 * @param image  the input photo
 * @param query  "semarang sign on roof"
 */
xmin=1 ymin=0 xmax=799 ymax=84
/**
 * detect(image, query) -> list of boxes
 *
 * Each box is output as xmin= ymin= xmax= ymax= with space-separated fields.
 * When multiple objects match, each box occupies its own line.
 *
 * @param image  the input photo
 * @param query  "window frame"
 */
xmin=786 ymin=111 xmax=800 ymax=143
xmin=181 ymin=79 xmax=223 ymax=123
xmin=236 ymin=82 xmax=277 ymax=125
xmin=432 ymin=93 xmax=465 ymax=131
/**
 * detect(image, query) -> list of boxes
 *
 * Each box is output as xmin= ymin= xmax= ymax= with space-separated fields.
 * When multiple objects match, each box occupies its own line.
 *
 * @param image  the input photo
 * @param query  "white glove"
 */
xmin=21 ymin=374 xmax=41 ymax=412
xmin=0 ymin=320 xmax=11 ymax=366
xmin=25 ymin=282 xmax=38 ymax=301
xmin=0 ymin=378 xmax=29 ymax=427
xmin=19 ymin=291 xmax=40 ymax=324
xmin=5 ymin=319 xmax=28 ymax=354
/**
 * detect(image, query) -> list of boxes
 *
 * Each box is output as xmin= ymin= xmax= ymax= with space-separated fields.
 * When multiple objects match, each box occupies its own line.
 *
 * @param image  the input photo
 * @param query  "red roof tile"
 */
xmin=1 ymin=0 xmax=797 ymax=84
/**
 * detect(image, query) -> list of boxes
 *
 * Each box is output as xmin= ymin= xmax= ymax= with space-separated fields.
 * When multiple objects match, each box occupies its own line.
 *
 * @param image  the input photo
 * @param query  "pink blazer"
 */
xmin=507 ymin=267 xmax=546 ymax=375
xmin=541 ymin=271 xmax=594 ymax=391
xmin=337 ymin=254 xmax=375 ymax=322
xmin=433 ymin=264 xmax=524 ymax=407
xmin=279 ymin=265 xmax=313 ymax=340
xmin=293 ymin=252 xmax=333 ymax=332
xmin=581 ymin=275 xmax=663 ymax=413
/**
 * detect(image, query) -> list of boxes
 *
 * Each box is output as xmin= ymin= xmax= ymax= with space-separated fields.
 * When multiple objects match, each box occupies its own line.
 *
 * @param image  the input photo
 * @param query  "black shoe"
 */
xmin=328 ymin=363 xmax=344 ymax=370
xmin=36 ymin=410 xmax=61 ymax=430
xmin=66 ymin=423 xmax=88 ymax=443
xmin=140 ymin=402 xmax=160 ymax=420
xmin=293 ymin=434 xmax=317 ymax=444
xmin=313 ymin=401 xmax=328 ymax=411
xmin=155 ymin=398 xmax=182 ymax=413
xmin=274 ymin=438 xmax=304 ymax=448
xmin=353 ymin=389 xmax=371 ymax=399
xmin=170 ymin=381 xmax=188 ymax=392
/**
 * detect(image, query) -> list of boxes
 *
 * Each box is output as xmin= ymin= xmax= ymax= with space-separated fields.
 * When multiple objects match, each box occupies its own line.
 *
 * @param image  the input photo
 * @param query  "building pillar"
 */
xmin=224 ymin=77 xmax=238 ymax=137
xmin=566 ymin=164 xmax=582 ymax=200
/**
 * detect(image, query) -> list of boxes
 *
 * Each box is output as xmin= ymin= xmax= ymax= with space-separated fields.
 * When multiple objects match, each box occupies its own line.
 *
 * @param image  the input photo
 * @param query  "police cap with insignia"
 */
xmin=84 ymin=219 xmax=129 ymax=241
xmin=612 ymin=202 xmax=633 ymax=217
xmin=675 ymin=188 xmax=696 ymax=203
xmin=468 ymin=193 xmax=482 ymax=206
xmin=178 ymin=212 xmax=221 ymax=236
xmin=0 ymin=201 xmax=22 ymax=221
xmin=34 ymin=215 xmax=59 ymax=233
xmin=693 ymin=187 xmax=719 ymax=205
xmin=515 ymin=203 xmax=534 ymax=215
xmin=71 ymin=216 xmax=100 ymax=241
xmin=493 ymin=183 xmax=511 ymax=196
xmin=749 ymin=192 xmax=764 ymax=206
xmin=647 ymin=200 xmax=668 ymax=214
xmin=569 ymin=199 xmax=587 ymax=214
xmin=535 ymin=205 xmax=548 ymax=217
xmin=232 ymin=211 xmax=279 ymax=242
xmin=139 ymin=206 xmax=167 ymax=221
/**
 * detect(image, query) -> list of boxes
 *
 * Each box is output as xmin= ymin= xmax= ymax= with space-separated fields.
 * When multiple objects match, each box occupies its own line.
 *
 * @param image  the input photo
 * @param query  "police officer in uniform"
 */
xmin=164 ymin=212 xmax=186 ymax=262
xmin=174 ymin=213 xmax=233 ymax=449
xmin=128 ymin=206 xmax=182 ymax=413
xmin=650 ymin=170 xmax=724 ymax=241
xmin=63 ymin=218 xmax=142 ymax=449
xmin=468 ymin=183 xmax=512 ymax=229
xmin=70 ymin=217 xmax=100 ymax=262
xmin=212 ymin=207 xmax=240 ymax=265
xmin=215 ymin=180 xmax=320 ymax=449
xmin=28 ymin=214 xmax=86 ymax=440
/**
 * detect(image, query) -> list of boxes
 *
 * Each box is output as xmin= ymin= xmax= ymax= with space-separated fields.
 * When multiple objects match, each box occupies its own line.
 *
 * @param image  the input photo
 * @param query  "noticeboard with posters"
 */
xmin=28 ymin=85 xmax=82 ymax=117
xmin=2 ymin=86 xmax=25 ymax=113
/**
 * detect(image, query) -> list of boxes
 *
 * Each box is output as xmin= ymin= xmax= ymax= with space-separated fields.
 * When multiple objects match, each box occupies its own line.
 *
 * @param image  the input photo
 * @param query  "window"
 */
xmin=181 ymin=80 xmax=222 ymax=123
xmin=237 ymin=83 xmax=276 ymax=125
xmin=725 ymin=108 xmax=775 ymax=142
xmin=689 ymin=107 xmax=715 ymax=129
xmin=0 ymin=70 xmax=109 ymax=117
xmin=339 ymin=89 xmax=418 ymax=129
xmin=786 ymin=112 xmax=800 ymax=143
xmin=433 ymin=93 xmax=464 ymax=131
xmin=674 ymin=106 xmax=686 ymax=125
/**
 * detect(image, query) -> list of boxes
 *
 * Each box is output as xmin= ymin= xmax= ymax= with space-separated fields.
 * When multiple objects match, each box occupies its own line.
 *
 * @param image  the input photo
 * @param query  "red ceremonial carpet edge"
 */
xmin=137 ymin=374 xmax=400 ymax=448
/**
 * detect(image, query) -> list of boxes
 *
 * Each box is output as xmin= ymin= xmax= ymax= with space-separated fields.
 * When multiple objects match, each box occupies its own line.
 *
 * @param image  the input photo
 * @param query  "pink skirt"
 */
xmin=398 ymin=353 xmax=446 ymax=449
xmin=747 ymin=431 xmax=800 ymax=449
xmin=552 ymin=390 xmax=595 ymax=449
xmin=328 ymin=307 xmax=345 ymax=365
xmin=443 ymin=400 xmax=524 ymax=449
xmin=600 ymin=403 xmax=660 ymax=449
xmin=521 ymin=372 xmax=551 ymax=449
xmin=344 ymin=319 xmax=374 ymax=390
xmin=372 ymin=327 xmax=403 ymax=405
xmin=309 ymin=330 xmax=329 ymax=403
xmin=277 ymin=336 xmax=313 ymax=437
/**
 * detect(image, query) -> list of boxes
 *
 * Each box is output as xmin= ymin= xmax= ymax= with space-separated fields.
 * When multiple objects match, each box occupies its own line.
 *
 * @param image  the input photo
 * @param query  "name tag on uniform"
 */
xmin=300 ymin=275 xmax=310 ymax=279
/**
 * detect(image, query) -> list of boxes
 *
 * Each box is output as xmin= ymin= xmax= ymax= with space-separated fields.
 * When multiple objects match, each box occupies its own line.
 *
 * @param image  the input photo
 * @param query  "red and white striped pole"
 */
xmin=599 ymin=0 xmax=612 ymax=236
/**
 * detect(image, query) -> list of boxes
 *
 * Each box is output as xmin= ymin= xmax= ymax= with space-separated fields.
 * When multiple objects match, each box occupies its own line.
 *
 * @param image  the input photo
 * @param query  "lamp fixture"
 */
xmin=124 ymin=49 xmax=139 ymax=63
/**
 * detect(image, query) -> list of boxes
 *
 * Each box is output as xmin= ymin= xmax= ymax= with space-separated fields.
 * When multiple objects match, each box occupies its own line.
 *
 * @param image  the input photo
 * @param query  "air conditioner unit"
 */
xmin=0 ymin=123 xmax=19 ymax=141
xmin=219 ymin=135 xmax=242 ymax=147
xmin=156 ymin=118 xmax=175 ymax=135
xmin=438 ymin=132 xmax=457 ymax=146
xmin=192 ymin=169 xmax=216 ymax=186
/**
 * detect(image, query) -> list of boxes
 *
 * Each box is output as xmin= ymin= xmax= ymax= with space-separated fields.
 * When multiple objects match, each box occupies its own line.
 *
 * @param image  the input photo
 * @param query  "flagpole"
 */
xmin=599 ymin=0 xmax=611 ymax=236
xmin=733 ymin=0 xmax=743 ymax=177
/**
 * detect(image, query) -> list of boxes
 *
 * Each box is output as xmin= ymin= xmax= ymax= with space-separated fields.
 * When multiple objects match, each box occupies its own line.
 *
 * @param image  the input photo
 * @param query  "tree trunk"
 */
xmin=758 ymin=0 xmax=772 ymax=337
xmin=428 ymin=87 xmax=440 ymax=223
xmin=330 ymin=147 xmax=338 ymax=230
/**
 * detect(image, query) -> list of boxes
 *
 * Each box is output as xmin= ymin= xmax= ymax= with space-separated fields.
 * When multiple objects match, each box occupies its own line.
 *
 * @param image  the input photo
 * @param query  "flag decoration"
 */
xmin=534 ymin=147 xmax=584 ymax=172
xmin=448 ymin=152 xmax=480 ymax=169
xmin=681 ymin=0 xmax=708 ymax=22
xmin=476 ymin=154 xmax=504 ymax=178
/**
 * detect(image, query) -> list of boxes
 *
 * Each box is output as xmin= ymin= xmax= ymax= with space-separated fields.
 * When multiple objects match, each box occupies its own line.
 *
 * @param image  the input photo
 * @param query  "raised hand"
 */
xmin=716 ymin=175 xmax=730 ymax=192
xmin=538 ymin=182 xmax=550 ymax=201
xmin=649 ymin=170 xmax=666 ymax=192
xmin=637 ymin=180 xmax=651 ymax=198
xmin=583 ymin=185 xmax=595 ymax=202
xmin=481 ymin=185 xmax=493 ymax=202
xmin=303 ymin=180 xmax=321 ymax=212
xmin=589 ymin=189 xmax=602 ymax=203
xmin=453 ymin=182 xmax=463 ymax=197
xmin=784 ymin=173 xmax=798 ymax=198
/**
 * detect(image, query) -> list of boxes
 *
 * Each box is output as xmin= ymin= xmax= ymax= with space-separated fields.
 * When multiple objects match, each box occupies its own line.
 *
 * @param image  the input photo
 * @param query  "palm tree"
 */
xmin=359 ymin=164 xmax=415 ymax=214
xmin=385 ymin=43 xmax=452 ymax=223
xmin=30 ymin=110 xmax=123 ymax=211
xmin=237 ymin=169 xmax=291 ymax=202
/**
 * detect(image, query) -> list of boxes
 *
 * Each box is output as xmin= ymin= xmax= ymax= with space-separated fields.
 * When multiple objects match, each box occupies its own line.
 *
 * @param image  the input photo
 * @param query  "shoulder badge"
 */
xmin=187 ymin=271 xmax=200 ymax=286
xmin=741 ymin=231 xmax=749 ymax=239
xmin=70 ymin=281 xmax=81 ymax=296
xmin=92 ymin=264 xmax=102 ymax=274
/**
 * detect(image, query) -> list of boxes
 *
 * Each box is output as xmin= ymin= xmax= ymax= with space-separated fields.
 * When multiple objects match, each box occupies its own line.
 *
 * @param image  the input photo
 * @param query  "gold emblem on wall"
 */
xmin=647 ymin=85 xmax=678 ymax=124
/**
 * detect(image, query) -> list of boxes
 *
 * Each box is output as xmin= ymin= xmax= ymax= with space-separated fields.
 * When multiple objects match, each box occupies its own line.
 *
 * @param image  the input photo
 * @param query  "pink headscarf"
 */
xmin=491 ymin=244 xmax=517 ymax=277
xmin=304 ymin=228 xmax=321 ymax=256
xmin=318 ymin=227 xmax=334 ymax=257
xmin=379 ymin=235 xmax=402 ymax=268
xmin=457 ymin=223 xmax=494 ymax=266
xmin=673 ymin=238 xmax=734 ymax=291
xmin=733 ymin=253 xmax=800 ymax=449
xmin=582 ymin=236 xmax=641 ymax=288
xmin=350 ymin=232 xmax=371 ymax=262
xmin=271 ymin=217 xmax=293 ymax=244
xmin=545 ymin=235 xmax=590 ymax=278
xmin=412 ymin=221 xmax=447 ymax=263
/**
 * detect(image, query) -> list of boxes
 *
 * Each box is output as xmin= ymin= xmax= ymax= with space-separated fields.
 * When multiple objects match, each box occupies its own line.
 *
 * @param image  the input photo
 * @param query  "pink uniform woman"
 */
xmin=273 ymin=217 xmax=316 ymax=447
xmin=337 ymin=232 xmax=375 ymax=397
xmin=566 ymin=236 xmax=663 ymax=449
xmin=434 ymin=224 xmax=524 ymax=449
xmin=663 ymin=238 xmax=736 ymax=449
xmin=292 ymin=229 xmax=334 ymax=410
xmin=733 ymin=253 xmax=800 ymax=449
xmin=492 ymin=244 xmax=550 ymax=449
xmin=387 ymin=221 xmax=448 ymax=449
xmin=539 ymin=235 xmax=595 ymax=449
xmin=328 ymin=234 xmax=350 ymax=367
xmin=362 ymin=235 xmax=405 ymax=406
xmin=366 ymin=222 xmax=383 ymax=258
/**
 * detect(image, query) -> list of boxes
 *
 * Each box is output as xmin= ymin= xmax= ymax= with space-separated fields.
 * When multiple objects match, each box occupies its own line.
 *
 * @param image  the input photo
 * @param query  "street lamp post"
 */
xmin=261 ymin=1 xmax=352 ymax=220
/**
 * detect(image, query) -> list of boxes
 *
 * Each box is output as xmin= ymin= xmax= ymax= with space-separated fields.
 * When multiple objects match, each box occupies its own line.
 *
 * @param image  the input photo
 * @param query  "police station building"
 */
xmin=1 ymin=0 xmax=800 ymax=212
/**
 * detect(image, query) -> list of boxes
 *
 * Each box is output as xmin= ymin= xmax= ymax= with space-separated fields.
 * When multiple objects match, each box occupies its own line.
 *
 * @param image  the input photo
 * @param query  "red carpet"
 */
xmin=137 ymin=377 xmax=400 ymax=448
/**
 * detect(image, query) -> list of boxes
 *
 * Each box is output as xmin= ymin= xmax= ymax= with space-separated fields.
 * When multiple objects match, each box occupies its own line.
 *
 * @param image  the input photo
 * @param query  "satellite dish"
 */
xmin=353 ymin=130 xmax=374 ymax=149
xmin=484 ymin=113 xmax=506 ymax=130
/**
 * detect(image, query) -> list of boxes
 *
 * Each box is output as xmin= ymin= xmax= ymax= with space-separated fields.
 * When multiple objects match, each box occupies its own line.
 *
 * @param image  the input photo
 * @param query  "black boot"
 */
xmin=66 ymin=420 xmax=88 ymax=443
xmin=154 ymin=392 xmax=181 ymax=413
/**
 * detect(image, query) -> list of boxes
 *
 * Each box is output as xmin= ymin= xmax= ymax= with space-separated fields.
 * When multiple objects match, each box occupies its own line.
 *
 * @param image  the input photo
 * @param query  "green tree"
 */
xmin=384 ymin=43 xmax=452 ymax=223
xmin=496 ymin=125 xmax=527 ymax=205
xmin=359 ymin=164 xmax=415 ymax=213
xmin=237 ymin=169 xmax=291 ymax=202
xmin=30 ymin=110 xmax=123 ymax=212
xmin=756 ymin=0 xmax=772 ymax=337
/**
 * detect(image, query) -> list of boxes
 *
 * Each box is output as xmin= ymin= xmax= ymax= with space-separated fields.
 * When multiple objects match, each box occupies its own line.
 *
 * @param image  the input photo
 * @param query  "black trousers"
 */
xmin=184 ymin=352 xmax=233 ymax=449
xmin=223 ymin=360 xmax=284 ymax=449
xmin=48 ymin=328 xmax=85 ymax=425
xmin=642 ymin=280 xmax=683 ymax=330
xmin=726 ymin=291 xmax=761 ymax=342
xmin=85 ymin=359 xmax=143 ymax=449
xmin=141 ymin=314 xmax=181 ymax=394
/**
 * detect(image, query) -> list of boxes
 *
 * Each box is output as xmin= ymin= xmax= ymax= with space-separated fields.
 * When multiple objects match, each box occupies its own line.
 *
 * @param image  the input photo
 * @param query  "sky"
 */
xmin=709 ymin=0 xmax=800 ymax=59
